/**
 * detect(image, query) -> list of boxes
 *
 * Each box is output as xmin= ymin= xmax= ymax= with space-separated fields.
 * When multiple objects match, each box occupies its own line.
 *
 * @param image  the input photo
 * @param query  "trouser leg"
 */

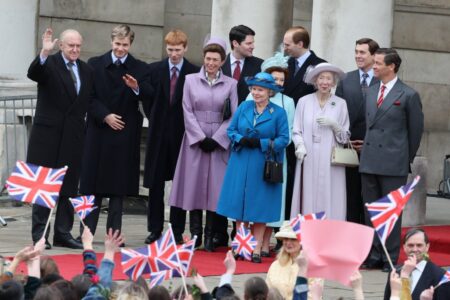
xmin=106 ymin=196 xmax=124 ymax=233
xmin=147 ymin=178 xmax=165 ymax=234
xmin=54 ymin=196 xmax=74 ymax=240
xmin=170 ymin=206 xmax=187 ymax=237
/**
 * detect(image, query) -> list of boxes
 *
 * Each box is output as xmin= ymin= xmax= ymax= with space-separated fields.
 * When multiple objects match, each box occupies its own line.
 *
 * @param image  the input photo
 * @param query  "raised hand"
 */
xmin=223 ymin=250 xmax=236 ymax=275
xmin=296 ymin=250 xmax=308 ymax=277
xmin=401 ymin=254 xmax=417 ymax=278
xmin=41 ymin=28 xmax=58 ymax=57
xmin=122 ymin=74 xmax=138 ymax=90
xmin=82 ymin=226 xmax=94 ymax=250
xmin=103 ymin=228 xmax=124 ymax=261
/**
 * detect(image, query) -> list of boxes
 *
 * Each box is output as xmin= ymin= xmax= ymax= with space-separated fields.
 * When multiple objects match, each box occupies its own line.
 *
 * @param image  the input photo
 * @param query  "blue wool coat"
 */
xmin=216 ymin=100 xmax=289 ymax=223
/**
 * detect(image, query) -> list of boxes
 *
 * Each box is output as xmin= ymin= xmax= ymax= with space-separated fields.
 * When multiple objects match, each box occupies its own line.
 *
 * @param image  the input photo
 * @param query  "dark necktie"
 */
xmin=377 ymin=84 xmax=386 ymax=108
xmin=294 ymin=59 xmax=300 ymax=76
xmin=67 ymin=62 xmax=78 ymax=93
xmin=115 ymin=59 xmax=122 ymax=67
xmin=233 ymin=61 xmax=241 ymax=80
xmin=361 ymin=73 xmax=369 ymax=96
xmin=170 ymin=66 xmax=178 ymax=103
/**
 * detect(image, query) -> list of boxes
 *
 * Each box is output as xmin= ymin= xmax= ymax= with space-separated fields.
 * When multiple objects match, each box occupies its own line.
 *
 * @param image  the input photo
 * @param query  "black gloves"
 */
xmin=199 ymin=137 xmax=220 ymax=152
xmin=239 ymin=137 xmax=261 ymax=149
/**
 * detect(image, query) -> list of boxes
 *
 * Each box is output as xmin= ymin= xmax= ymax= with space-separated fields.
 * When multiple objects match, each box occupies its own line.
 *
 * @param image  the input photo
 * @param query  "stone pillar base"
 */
xmin=403 ymin=156 xmax=427 ymax=226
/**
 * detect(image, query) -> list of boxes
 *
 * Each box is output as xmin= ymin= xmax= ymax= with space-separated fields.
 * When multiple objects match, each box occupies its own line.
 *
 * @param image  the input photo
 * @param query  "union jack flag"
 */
xmin=5 ymin=161 xmax=67 ymax=209
xmin=149 ymin=270 xmax=174 ymax=288
xmin=69 ymin=195 xmax=97 ymax=220
xmin=231 ymin=224 xmax=257 ymax=261
xmin=366 ymin=176 xmax=420 ymax=244
xmin=289 ymin=211 xmax=326 ymax=241
xmin=438 ymin=270 xmax=450 ymax=286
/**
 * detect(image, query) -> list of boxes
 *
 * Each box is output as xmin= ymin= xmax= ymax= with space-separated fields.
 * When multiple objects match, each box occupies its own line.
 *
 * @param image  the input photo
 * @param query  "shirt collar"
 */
xmin=169 ymin=58 xmax=184 ymax=72
xmin=296 ymin=50 xmax=311 ymax=69
xmin=381 ymin=76 xmax=398 ymax=91
xmin=359 ymin=68 xmax=374 ymax=81
xmin=111 ymin=52 xmax=127 ymax=64
xmin=61 ymin=53 xmax=76 ymax=66
xmin=415 ymin=260 xmax=427 ymax=273
xmin=230 ymin=53 xmax=244 ymax=66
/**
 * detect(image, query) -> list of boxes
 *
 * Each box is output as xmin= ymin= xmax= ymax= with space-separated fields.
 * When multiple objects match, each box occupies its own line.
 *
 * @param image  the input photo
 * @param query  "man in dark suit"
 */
xmin=221 ymin=25 xmax=263 ymax=104
xmin=360 ymin=48 xmax=424 ymax=271
xmin=143 ymin=30 xmax=199 ymax=245
xmin=383 ymin=228 xmax=445 ymax=300
xmin=282 ymin=26 xmax=326 ymax=220
xmin=27 ymin=28 xmax=94 ymax=249
xmin=335 ymin=38 xmax=379 ymax=225
xmin=79 ymin=25 xmax=153 ymax=240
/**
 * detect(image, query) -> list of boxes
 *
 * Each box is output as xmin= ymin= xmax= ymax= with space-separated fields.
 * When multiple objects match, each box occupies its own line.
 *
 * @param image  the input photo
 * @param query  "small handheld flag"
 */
xmin=231 ymin=224 xmax=257 ymax=261
xmin=289 ymin=211 xmax=326 ymax=241
xmin=70 ymin=195 xmax=97 ymax=220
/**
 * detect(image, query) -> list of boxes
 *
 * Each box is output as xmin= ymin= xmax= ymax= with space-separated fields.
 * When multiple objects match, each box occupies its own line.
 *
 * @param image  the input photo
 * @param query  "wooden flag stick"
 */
xmin=42 ymin=207 xmax=54 ymax=240
xmin=380 ymin=239 xmax=396 ymax=271
xmin=168 ymin=223 xmax=189 ymax=297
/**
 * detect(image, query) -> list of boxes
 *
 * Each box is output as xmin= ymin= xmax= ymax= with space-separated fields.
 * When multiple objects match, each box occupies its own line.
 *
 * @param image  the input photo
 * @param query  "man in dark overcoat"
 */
xmin=143 ymin=30 xmax=199 ymax=245
xmin=27 ymin=28 xmax=94 ymax=249
xmin=79 ymin=25 xmax=153 ymax=238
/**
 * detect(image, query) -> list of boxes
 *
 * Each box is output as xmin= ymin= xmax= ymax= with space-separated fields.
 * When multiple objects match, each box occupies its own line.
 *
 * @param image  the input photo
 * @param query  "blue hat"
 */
xmin=245 ymin=72 xmax=283 ymax=92
xmin=261 ymin=52 xmax=289 ymax=72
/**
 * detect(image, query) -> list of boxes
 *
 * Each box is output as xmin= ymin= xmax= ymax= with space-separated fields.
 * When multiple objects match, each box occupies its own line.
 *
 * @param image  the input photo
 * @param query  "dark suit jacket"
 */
xmin=26 ymin=52 xmax=93 ymax=196
xmin=283 ymin=50 xmax=326 ymax=104
xmin=222 ymin=54 xmax=263 ymax=104
xmin=143 ymin=58 xmax=199 ymax=188
xmin=335 ymin=69 xmax=379 ymax=140
xmin=79 ymin=51 xmax=153 ymax=196
xmin=383 ymin=261 xmax=445 ymax=300
xmin=359 ymin=79 xmax=424 ymax=176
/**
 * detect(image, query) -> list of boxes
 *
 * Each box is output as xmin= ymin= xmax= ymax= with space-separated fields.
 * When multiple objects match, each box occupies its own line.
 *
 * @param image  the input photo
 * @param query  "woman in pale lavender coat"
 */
xmin=169 ymin=37 xmax=238 ymax=251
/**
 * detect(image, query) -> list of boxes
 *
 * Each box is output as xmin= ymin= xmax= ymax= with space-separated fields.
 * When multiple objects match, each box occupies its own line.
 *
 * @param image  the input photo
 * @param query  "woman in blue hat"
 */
xmin=216 ymin=72 xmax=290 ymax=263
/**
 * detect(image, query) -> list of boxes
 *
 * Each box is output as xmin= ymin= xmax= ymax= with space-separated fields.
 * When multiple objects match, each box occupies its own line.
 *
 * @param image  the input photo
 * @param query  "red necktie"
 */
xmin=233 ymin=61 xmax=241 ymax=80
xmin=170 ymin=66 xmax=178 ymax=103
xmin=377 ymin=84 xmax=386 ymax=108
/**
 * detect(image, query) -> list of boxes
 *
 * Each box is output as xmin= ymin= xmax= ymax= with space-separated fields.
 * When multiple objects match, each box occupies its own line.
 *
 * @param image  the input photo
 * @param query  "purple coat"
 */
xmin=169 ymin=68 xmax=238 ymax=211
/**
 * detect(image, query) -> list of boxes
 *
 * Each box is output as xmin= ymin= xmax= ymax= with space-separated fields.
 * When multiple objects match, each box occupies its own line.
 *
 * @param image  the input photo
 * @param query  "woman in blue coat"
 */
xmin=216 ymin=72 xmax=289 ymax=263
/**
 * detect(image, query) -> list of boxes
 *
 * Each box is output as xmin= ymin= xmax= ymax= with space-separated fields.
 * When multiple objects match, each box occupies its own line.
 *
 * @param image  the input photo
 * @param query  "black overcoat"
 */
xmin=26 ymin=52 xmax=94 ymax=196
xmin=79 ymin=51 xmax=153 ymax=196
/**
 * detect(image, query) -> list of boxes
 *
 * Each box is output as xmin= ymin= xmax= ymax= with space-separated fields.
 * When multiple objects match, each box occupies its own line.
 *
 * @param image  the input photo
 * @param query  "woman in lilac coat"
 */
xmin=169 ymin=37 xmax=238 ymax=251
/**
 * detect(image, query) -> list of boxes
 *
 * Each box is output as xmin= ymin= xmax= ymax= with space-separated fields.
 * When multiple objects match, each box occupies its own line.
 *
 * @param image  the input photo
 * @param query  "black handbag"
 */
xmin=222 ymin=97 xmax=231 ymax=120
xmin=263 ymin=140 xmax=283 ymax=183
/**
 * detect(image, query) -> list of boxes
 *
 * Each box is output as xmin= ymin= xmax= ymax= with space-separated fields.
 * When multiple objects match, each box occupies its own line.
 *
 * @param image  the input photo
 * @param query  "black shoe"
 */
xmin=382 ymin=263 xmax=392 ymax=273
xmin=75 ymin=236 xmax=81 ymax=243
xmin=213 ymin=237 xmax=228 ymax=248
xmin=204 ymin=238 xmax=215 ymax=252
xmin=193 ymin=236 xmax=202 ymax=249
xmin=361 ymin=259 xmax=383 ymax=269
xmin=145 ymin=232 xmax=161 ymax=244
xmin=261 ymin=251 xmax=270 ymax=258
xmin=252 ymin=253 xmax=262 ymax=263
xmin=174 ymin=234 xmax=184 ymax=245
xmin=53 ymin=238 xmax=83 ymax=249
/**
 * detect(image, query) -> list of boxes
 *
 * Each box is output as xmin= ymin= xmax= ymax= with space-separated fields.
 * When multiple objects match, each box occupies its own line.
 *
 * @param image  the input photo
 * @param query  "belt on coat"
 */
xmin=196 ymin=110 xmax=222 ymax=123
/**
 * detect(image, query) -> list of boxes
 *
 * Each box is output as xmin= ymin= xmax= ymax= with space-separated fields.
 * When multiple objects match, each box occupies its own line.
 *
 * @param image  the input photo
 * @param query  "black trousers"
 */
xmin=284 ymin=143 xmax=296 ymax=219
xmin=81 ymin=195 xmax=124 ymax=235
xmin=345 ymin=166 xmax=365 ymax=224
xmin=361 ymin=173 xmax=407 ymax=265
xmin=32 ymin=196 xmax=74 ymax=242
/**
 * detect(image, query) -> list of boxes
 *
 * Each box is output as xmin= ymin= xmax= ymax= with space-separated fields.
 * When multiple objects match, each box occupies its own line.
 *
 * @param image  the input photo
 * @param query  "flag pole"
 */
xmin=42 ymin=207 xmax=54 ymax=240
xmin=168 ymin=223 xmax=189 ymax=297
xmin=380 ymin=239 xmax=395 ymax=271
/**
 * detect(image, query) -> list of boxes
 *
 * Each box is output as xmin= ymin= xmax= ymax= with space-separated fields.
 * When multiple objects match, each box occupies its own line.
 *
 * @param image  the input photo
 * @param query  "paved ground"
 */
xmin=1 ymin=196 xmax=449 ymax=299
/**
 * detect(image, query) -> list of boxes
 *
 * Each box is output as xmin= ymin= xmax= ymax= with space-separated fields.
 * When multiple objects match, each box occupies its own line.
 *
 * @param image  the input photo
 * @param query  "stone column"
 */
xmin=310 ymin=0 xmax=394 ymax=72
xmin=211 ymin=0 xmax=294 ymax=59
xmin=403 ymin=157 xmax=428 ymax=226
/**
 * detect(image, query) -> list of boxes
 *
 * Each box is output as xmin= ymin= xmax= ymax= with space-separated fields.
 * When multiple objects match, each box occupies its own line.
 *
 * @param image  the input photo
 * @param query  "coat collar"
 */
xmin=101 ymin=50 xmax=134 ymax=69
xmin=242 ymin=101 xmax=276 ymax=128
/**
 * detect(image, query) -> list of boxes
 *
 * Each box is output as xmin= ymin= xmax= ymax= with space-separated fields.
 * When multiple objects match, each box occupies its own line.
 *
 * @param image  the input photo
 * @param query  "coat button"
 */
xmin=379 ymin=144 xmax=382 ymax=148
xmin=366 ymin=142 xmax=370 ymax=145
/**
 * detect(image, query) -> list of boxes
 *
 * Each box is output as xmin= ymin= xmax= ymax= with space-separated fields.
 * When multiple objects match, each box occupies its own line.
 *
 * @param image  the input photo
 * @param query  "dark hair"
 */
xmin=148 ymin=285 xmax=171 ymax=300
xmin=355 ymin=38 xmax=380 ymax=55
xmin=71 ymin=274 xmax=92 ymax=299
xmin=203 ymin=44 xmax=226 ymax=61
xmin=135 ymin=276 xmax=150 ymax=295
xmin=0 ymin=279 xmax=24 ymax=300
xmin=403 ymin=228 xmax=429 ymax=244
xmin=40 ymin=256 xmax=60 ymax=278
xmin=229 ymin=25 xmax=255 ymax=49
xmin=34 ymin=285 xmax=64 ymax=300
xmin=51 ymin=280 xmax=78 ymax=300
xmin=286 ymin=26 xmax=310 ymax=49
xmin=222 ymin=295 xmax=242 ymax=300
xmin=41 ymin=273 xmax=64 ymax=286
xmin=244 ymin=277 xmax=268 ymax=300
xmin=264 ymin=66 xmax=289 ymax=81
xmin=375 ymin=48 xmax=402 ymax=73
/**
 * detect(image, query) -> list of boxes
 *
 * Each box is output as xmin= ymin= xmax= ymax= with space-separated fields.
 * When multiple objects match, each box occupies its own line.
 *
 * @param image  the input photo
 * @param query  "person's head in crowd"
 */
xmin=116 ymin=281 xmax=148 ymax=300
xmin=42 ymin=273 xmax=64 ymax=286
xmin=40 ymin=255 xmax=60 ymax=278
xmin=0 ymin=279 xmax=24 ymax=300
xmin=267 ymin=287 xmax=284 ymax=300
xmin=244 ymin=277 xmax=268 ymax=300
xmin=221 ymin=295 xmax=241 ymax=300
xmin=229 ymin=25 xmax=256 ymax=59
xmin=212 ymin=283 xmax=236 ymax=299
xmin=304 ymin=62 xmax=345 ymax=93
xmin=203 ymin=37 xmax=227 ymax=78
xmin=283 ymin=26 xmax=310 ymax=58
xmin=148 ymin=285 xmax=171 ymax=300
xmin=171 ymin=284 xmax=194 ymax=300
xmin=165 ymin=29 xmax=189 ymax=65
xmin=403 ymin=228 xmax=430 ymax=263
xmin=135 ymin=276 xmax=150 ymax=295
xmin=59 ymin=29 xmax=83 ymax=63
xmin=71 ymin=274 xmax=92 ymax=299
xmin=261 ymin=52 xmax=289 ymax=90
xmin=274 ymin=221 xmax=301 ymax=265
xmin=51 ymin=279 xmax=78 ymax=300
xmin=110 ymin=24 xmax=135 ymax=59
xmin=34 ymin=285 xmax=64 ymax=300
xmin=354 ymin=38 xmax=379 ymax=73
xmin=373 ymin=48 xmax=402 ymax=83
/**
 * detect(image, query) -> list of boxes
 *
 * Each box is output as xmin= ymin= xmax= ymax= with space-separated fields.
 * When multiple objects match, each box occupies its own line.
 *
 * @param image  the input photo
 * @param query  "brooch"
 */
xmin=269 ymin=108 xmax=274 ymax=114
xmin=331 ymin=102 xmax=336 ymax=106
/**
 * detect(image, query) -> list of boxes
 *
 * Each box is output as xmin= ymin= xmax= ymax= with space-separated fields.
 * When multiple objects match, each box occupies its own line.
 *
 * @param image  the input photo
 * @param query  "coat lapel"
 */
xmin=222 ymin=54 xmax=232 ymax=76
xmin=371 ymin=80 xmax=404 ymax=126
xmin=254 ymin=103 xmax=274 ymax=127
xmin=367 ymin=83 xmax=380 ymax=127
xmin=162 ymin=59 xmax=171 ymax=102
xmin=55 ymin=53 xmax=77 ymax=101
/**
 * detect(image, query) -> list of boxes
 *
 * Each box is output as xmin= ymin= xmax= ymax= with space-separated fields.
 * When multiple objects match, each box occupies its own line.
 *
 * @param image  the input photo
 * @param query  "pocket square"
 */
xmin=393 ymin=100 xmax=401 ymax=106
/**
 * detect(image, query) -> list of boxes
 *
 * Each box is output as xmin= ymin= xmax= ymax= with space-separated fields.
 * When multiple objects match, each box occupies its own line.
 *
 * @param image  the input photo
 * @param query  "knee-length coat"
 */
xmin=216 ymin=101 xmax=290 ymax=223
xmin=168 ymin=69 xmax=238 ymax=211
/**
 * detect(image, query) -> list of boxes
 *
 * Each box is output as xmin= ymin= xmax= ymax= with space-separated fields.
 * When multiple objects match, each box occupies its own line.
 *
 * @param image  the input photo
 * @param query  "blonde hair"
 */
xmin=276 ymin=243 xmax=301 ymax=266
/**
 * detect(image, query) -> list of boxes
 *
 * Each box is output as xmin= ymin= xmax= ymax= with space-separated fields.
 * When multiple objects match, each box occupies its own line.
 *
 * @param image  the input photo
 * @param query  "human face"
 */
xmin=59 ymin=32 xmax=82 ymax=62
xmin=166 ymin=43 xmax=188 ymax=65
xmin=271 ymin=71 xmax=285 ymax=87
xmin=282 ymin=238 xmax=301 ymax=256
xmin=373 ymin=53 xmax=395 ymax=82
xmin=203 ymin=52 xmax=223 ymax=76
xmin=233 ymin=35 xmax=255 ymax=58
xmin=355 ymin=43 xmax=374 ymax=72
xmin=111 ymin=37 xmax=131 ymax=59
xmin=403 ymin=232 xmax=430 ymax=262
xmin=315 ymin=71 xmax=335 ymax=94
xmin=250 ymin=86 xmax=271 ymax=105
xmin=283 ymin=32 xmax=303 ymax=58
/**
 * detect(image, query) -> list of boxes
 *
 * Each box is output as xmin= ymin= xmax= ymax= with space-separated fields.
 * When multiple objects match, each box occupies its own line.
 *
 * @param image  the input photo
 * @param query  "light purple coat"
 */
xmin=169 ymin=68 xmax=238 ymax=211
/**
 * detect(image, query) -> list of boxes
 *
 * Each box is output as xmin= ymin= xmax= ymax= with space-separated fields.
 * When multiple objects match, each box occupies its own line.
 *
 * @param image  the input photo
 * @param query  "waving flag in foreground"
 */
xmin=69 ymin=195 xmax=97 ymax=220
xmin=437 ymin=270 xmax=450 ymax=287
xmin=366 ymin=176 xmax=420 ymax=244
xmin=289 ymin=211 xmax=326 ymax=241
xmin=231 ymin=224 xmax=257 ymax=261
xmin=6 ymin=161 xmax=67 ymax=209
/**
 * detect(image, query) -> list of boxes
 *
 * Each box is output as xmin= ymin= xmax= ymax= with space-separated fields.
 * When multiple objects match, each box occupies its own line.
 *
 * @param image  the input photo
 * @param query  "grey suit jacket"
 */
xmin=335 ymin=69 xmax=379 ymax=140
xmin=359 ymin=79 xmax=424 ymax=176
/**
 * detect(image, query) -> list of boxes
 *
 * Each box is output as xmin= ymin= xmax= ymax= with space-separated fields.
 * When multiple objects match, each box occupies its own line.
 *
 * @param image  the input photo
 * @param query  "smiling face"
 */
xmin=59 ymin=31 xmax=82 ymax=62
xmin=403 ymin=232 xmax=430 ymax=263
xmin=373 ymin=53 xmax=395 ymax=82
xmin=270 ymin=71 xmax=285 ymax=87
xmin=283 ymin=32 xmax=303 ymax=58
xmin=250 ymin=85 xmax=271 ymax=105
xmin=203 ymin=51 xmax=223 ymax=76
xmin=282 ymin=238 xmax=301 ymax=256
xmin=315 ymin=71 xmax=336 ymax=94
xmin=232 ymin=35 xmax=255 ymax=58
xmin=355 ymin=43 xmax=374 ymax=72
xmin=111 ymin=36 xmax=131 ymax=59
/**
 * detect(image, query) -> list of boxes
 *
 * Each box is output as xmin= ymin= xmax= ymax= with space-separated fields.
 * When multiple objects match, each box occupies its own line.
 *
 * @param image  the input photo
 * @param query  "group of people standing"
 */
xmin=26 ymin=22 xmax=424 ymax=269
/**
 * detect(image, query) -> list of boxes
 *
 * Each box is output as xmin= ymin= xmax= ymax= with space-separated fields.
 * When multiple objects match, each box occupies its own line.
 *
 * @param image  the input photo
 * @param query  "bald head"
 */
xmin=59 ymin=29 xmax=82 ymax=43
xmin=58 ymin=29 xmax=83 ymax=62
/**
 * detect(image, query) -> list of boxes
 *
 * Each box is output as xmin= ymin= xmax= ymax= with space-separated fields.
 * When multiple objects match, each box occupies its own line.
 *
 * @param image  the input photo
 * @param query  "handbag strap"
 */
xmin=267 ymin=140 xmax=278 ymax=161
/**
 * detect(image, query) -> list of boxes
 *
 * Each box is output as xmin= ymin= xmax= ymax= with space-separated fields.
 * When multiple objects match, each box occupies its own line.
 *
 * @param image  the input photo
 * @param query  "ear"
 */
xmin=232 ymin=40 xmax=239 ymax=49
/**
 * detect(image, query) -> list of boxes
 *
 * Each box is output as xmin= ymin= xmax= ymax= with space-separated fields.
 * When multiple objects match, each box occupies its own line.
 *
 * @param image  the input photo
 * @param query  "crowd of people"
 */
xmin=3 ymin=18 xmax=444 ymax=299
